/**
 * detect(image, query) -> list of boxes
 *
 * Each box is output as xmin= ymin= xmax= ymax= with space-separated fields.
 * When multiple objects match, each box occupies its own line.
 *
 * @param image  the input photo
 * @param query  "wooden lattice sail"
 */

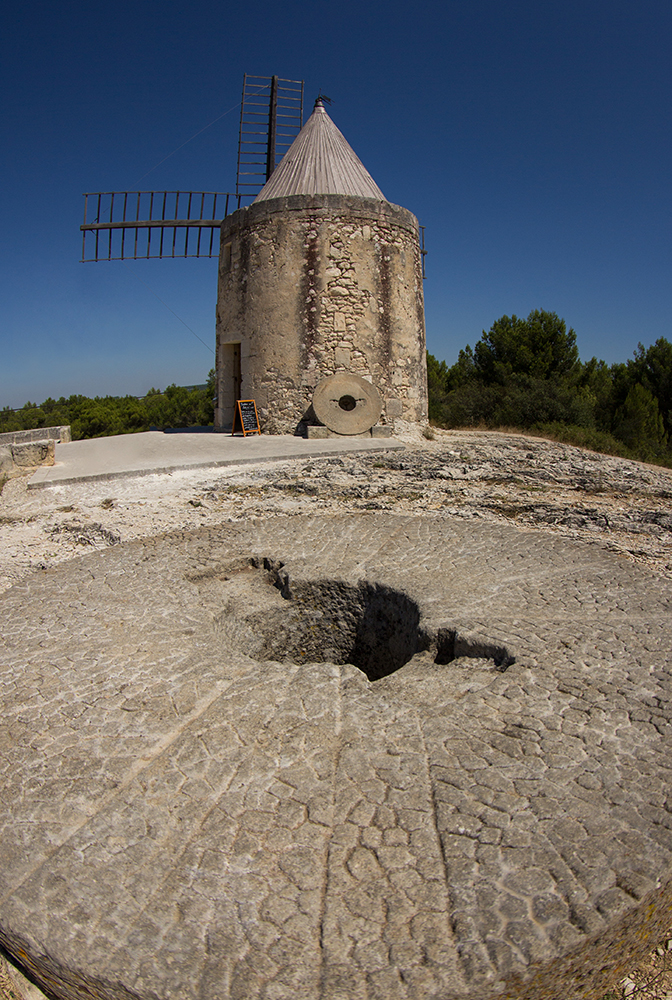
xmin=80 ymin=75 xmax=303 ymax=262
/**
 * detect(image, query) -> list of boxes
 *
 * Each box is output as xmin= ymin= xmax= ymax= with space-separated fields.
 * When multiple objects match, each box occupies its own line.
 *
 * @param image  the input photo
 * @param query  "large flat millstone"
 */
xmin=1 ymin=514 xmax=671 ymax=1000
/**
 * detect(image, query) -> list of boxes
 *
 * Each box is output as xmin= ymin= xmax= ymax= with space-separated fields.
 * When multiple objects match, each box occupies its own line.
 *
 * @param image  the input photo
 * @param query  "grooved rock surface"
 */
xmin=1 ymin=511 xmax=672 ymax=1000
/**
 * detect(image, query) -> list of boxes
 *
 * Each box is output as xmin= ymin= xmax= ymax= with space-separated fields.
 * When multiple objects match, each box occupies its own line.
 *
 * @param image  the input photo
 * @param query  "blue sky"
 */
xmin=2 ymin=0 xmax=670 ymax=408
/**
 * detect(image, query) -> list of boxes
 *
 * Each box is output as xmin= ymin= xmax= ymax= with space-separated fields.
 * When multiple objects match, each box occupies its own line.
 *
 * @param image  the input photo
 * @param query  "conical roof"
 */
xmin=254 ymin=99 xmax=386 ymax=203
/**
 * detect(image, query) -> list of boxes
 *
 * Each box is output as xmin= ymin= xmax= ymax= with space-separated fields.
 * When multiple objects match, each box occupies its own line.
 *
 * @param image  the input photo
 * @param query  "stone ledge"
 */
xmin=221 ymin=193 xmax=420 ymax=240
xmin=305 ymin=423 xmax=393 ymax=439
xmin=0 ymin=426 xmax=70 ymax=446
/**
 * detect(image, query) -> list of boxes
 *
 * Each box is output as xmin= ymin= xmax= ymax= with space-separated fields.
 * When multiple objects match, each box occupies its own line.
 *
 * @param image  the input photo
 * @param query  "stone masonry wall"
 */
xmin=0 ymin=426 xmax=71 ymax=447
xmin=215 ymin=195 xmax=428 ymax=434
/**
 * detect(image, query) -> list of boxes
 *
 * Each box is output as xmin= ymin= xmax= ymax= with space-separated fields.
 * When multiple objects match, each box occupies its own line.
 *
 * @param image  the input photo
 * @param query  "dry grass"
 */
xmin=0 ymin=957 xmax=29 ymax=1000
xmin=599 ymin=938 xmax=672 ymax=999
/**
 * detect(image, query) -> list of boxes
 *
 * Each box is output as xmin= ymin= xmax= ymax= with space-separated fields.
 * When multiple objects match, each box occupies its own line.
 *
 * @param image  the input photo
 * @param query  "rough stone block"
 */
xmin=0 ymin=425 xmax=70 ymax=446
xmin=334 ymin=348 xmax=351 ymax=368
xmin=0 ymin=446 xmax=13 ymax=475
xmin=11 ymin=440 xmax=55 ymax=467
xmin=386 ymin=398 xmax=404 ymax=417
xmin=306 ymin=426 xmax=329 ymax=439
xmin=371 ymin=425 xmax=393 ymax=438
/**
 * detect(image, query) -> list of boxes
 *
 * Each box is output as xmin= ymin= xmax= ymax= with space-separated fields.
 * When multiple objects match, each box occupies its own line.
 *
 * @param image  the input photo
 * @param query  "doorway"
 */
xmin=218 ymin=342 xmax=241 ymax=430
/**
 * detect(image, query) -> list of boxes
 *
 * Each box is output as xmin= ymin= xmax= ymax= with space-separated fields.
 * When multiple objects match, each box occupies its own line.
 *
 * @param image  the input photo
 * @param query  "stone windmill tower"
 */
xmin=214 ymin=98 xmax=428 ymax=436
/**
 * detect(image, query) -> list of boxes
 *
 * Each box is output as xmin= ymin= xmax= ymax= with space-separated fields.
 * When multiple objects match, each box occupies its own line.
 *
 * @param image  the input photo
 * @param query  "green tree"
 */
xmin=578 ymin=358 xmax=615 ymax=430
xmin=445 ymin=345 xmax=477 ymax=389
xmin=612 ymin=383 xmax=667 ymax=459
xmin=430 ymin=310 xmax=587 ymax=429
xmin=426 ymin=317 xmax=672 ymax=467
xmin=426 ymin=353 xmax=450 ymax=423
xmin=473 ymin=310 xmax=580 ymax=384
xmin=0 ymin=370 xmax=215 ymax=440
xmin=0 ymin=406 xmax=21 ymax=433
xmin=629 ymin=338 xmax=672 ymax=438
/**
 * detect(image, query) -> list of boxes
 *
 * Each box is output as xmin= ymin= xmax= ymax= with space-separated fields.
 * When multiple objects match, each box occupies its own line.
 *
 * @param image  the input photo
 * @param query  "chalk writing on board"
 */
xmin=232 ymin=399 xmax=261 ymax=436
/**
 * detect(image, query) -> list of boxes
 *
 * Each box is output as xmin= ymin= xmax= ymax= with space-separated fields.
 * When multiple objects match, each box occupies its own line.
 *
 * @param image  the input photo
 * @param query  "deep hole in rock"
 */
xmin=338 ymin=394 xmax=357 ymax=411
xmin=256 ymin=575 xmax=428 ymax=681
xmin=246 ymin=562 xmax=515 ymax=680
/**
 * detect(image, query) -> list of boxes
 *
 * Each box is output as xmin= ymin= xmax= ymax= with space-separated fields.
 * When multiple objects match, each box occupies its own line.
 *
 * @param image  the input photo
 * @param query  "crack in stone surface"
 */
xmin=1 ymin=513 xmax=671 ymax=1000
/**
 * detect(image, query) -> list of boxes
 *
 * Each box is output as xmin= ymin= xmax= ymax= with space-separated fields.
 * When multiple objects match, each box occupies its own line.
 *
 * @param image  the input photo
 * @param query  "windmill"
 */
xmin=80 ymin=75 xmax=304 ymax=262
xmin=81 ymin=76 xmax=429 ymax=437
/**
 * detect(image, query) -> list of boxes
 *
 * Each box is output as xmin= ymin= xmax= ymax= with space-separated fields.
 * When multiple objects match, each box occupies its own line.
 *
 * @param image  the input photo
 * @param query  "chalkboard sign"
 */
xmin=232 ymin=399 xmax=261 ymax=436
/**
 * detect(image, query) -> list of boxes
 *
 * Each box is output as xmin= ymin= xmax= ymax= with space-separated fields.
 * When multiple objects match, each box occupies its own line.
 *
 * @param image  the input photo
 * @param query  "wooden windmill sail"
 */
xmin=80 ymin=75 xmax=304 ymax=262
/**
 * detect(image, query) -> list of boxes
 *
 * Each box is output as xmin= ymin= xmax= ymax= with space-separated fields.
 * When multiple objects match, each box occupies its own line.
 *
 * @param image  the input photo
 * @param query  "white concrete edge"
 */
xmin=27 ymin=441 xmax=405 ymax=490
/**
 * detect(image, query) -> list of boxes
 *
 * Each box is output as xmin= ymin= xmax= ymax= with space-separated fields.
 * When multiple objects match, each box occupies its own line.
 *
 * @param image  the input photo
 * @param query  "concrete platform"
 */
xmin=1 ymin=514 xmax=671 ymax=1000
xmin=28 ymin=430 xmax=404 ymax=489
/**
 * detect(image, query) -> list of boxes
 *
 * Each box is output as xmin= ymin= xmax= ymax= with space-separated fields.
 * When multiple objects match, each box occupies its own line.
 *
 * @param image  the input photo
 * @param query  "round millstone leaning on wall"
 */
xmin=214 ymin=194 xmax=428 ymax=435
xmin=312 ymin=372 xmax=382 ymax=435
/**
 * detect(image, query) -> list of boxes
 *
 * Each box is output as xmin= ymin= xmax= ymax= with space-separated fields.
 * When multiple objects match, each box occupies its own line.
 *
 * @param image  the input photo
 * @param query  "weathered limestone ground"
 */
xmin=1 ymin=430 xmax=672 ymax=1000
xmin=2 ymin=429 xmax=672 ymax=596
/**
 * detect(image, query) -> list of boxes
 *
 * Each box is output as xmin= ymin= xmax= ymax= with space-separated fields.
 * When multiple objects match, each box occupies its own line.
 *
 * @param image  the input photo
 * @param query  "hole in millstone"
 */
xmin=338 ymin=394 xmax=357 ymax=411
xmin=243 ymin=564 xmax=515 ymax=680
xmin=255 ymin=578 xmax=429 ymax=681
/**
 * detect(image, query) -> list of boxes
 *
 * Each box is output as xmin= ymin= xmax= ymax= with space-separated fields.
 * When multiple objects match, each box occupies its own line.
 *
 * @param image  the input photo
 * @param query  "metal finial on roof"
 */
xmin=254 ymin=99 xmax=386 ymax=202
